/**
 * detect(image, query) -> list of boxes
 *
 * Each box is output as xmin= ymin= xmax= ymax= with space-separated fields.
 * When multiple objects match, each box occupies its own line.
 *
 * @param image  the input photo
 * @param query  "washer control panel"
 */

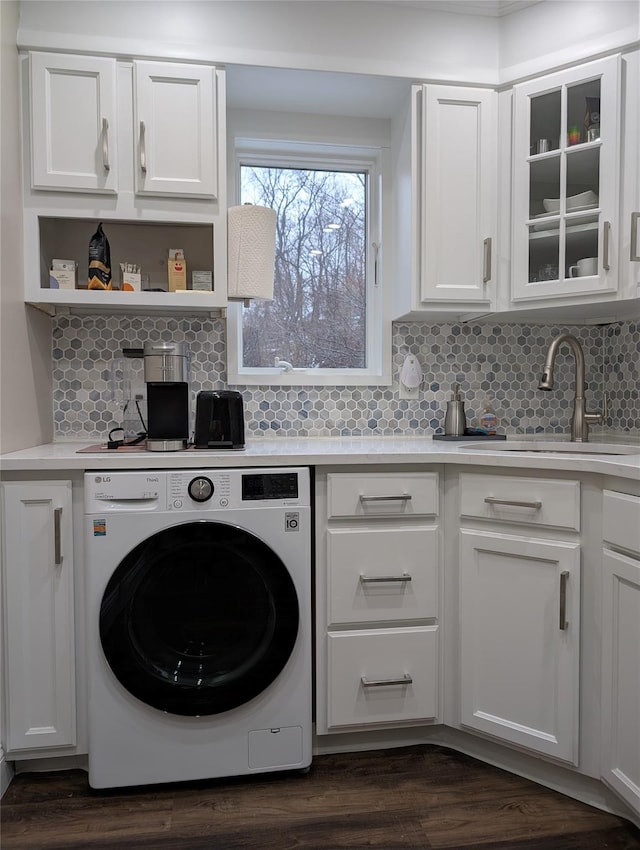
xmin=85 ymin=468 xmax=310 ymax=513
xmin=187 ymin=476 xmax=215 ymax=503
xmin=169 ymin=471 xmax=232 ymax=510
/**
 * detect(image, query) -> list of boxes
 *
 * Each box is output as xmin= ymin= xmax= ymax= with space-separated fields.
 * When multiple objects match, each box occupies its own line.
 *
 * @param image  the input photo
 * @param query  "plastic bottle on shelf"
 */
xmin=479 ymin=399 xmax=498 ymax=435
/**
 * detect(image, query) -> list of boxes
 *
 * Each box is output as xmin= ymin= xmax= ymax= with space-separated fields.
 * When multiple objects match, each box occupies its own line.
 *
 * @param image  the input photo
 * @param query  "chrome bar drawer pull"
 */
xmin=359 ymin=494 xmax=412 ymax=503
xmin=631 ymin=212 xmax=640 ymax=262
xmin=101 ymin=118 xmax=110 ymax=172
xmin=54 ymin=507 xmax=63 ymax=567
xmin=139 ymin=121 xmax=147 ymax=173
xmin=361 ymin=673 xmax=413 ymax=688
xmin=603 ymin=220 xmax=611 ymax=271
xmin=484 ymin=496 xmax=542 ymax=510
xmin=483 ymin=236 xmax=492 ymax=283
xmin=559 ymin=570 xmax=569 ymax=630
xmin=360 ymin=573 xmax=412 ymax=584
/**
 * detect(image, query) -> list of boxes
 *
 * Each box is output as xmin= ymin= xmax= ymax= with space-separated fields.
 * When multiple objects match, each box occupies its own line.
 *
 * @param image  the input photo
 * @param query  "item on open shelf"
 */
xmin=168 ymin=248 xmax=187 ymax=292
xmin=87 ymin=223 xmax=113 ymax=290
xmin=49 ymin=258 xmax=77 ymax=290
xmin=119 ymin=263 xmax=141 ymax=292
xmin=192 ymin=270 xmax=213 ymax=291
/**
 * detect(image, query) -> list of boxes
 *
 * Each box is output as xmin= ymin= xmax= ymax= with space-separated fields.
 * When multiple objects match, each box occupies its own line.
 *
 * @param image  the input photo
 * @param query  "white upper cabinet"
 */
xmin=620 ymin=50 xmax=640 ymax=298
xmin=29 ymin=53 xmax=218 ymax=202
xmin=511 ymin=56 xmax=621 ymax=304
xmin=420 ymin=86 xmax=497 ymax=306
xmin=133 ymin=62 xmax=217 ymax=199
xmin=394 ymin=84 xmax=497 ymax=319
xmin=30 ymin=53 xmax=118 ymax=194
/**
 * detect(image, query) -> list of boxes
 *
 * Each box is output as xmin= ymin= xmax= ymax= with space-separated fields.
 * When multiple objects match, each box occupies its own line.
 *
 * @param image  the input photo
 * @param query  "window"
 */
xmin=227 ymin=141 xmax=391 ymax=386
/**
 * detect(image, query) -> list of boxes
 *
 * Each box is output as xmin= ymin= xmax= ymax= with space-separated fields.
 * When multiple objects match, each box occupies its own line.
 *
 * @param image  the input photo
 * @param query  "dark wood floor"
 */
xmin=2 ymin=745 xmax=640 ymax=850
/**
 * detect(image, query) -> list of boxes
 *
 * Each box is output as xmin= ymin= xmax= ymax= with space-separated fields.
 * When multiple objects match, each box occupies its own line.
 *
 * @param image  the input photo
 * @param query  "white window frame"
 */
xmin=227 ymin=138 xmax=392 ymax=386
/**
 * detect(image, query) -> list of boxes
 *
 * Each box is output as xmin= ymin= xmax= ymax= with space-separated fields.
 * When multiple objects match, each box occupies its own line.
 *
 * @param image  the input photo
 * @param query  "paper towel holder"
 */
xmin=227 ymin=203 xmax=277 ymax=306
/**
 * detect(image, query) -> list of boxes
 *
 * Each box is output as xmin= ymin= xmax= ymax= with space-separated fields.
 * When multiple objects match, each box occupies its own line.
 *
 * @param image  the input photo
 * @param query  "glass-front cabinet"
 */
xmin=511 ymin=56 xmax=621 ymax=303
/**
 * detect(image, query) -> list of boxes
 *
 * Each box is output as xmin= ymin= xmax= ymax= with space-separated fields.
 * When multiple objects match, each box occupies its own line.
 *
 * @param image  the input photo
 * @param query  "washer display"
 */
xmin=84 ymin=467 xmax=311 ymax=789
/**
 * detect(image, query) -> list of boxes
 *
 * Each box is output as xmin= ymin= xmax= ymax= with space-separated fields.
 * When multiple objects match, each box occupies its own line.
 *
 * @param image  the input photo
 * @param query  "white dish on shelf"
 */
xmin=543 ymin=190 xmax=598 ymax=213
xmin=566 ymin=203 xmax=599 ymax=215
xmin=531 ymin=204 xmax=598 ymax=231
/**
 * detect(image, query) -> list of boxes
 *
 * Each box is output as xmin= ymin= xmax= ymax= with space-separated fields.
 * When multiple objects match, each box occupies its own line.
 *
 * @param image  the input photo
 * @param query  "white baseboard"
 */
xmin=0 ymin=749 xmax=14 ymax=797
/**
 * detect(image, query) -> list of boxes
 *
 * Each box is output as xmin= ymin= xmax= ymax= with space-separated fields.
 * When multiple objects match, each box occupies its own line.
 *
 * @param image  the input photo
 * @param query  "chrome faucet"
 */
xmin=538 ymin=333 xmax=605 ymax=442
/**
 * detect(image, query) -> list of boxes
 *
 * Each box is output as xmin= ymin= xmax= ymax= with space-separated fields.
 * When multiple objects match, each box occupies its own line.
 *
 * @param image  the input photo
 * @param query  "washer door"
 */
xmin=99 ymin=521 xmax=300 ymax=716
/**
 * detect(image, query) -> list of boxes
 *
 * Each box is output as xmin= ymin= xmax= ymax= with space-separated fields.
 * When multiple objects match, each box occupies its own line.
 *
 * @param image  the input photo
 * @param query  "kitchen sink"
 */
xmin=458 ymin=440 xmax=640 ymax=456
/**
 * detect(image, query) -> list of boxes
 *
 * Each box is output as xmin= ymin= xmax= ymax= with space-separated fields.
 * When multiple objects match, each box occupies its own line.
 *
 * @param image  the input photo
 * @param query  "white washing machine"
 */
xmin=84 ymin=467 xmax=311 ymax=789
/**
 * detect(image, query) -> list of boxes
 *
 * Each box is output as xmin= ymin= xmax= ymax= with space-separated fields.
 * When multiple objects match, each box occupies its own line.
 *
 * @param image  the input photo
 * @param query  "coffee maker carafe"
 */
xmin=143 ymin=341 xmax=190 ymax=451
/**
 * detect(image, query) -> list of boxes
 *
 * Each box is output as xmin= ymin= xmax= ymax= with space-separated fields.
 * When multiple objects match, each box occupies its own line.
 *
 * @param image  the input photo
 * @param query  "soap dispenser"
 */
xmin=444 ymin=384 xmax=467 ymax=436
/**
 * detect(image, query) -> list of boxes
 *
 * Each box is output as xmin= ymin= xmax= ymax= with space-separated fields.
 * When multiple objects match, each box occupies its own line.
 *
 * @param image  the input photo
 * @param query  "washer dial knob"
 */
xmin=188 ymin=476 xmax=214 ymax=502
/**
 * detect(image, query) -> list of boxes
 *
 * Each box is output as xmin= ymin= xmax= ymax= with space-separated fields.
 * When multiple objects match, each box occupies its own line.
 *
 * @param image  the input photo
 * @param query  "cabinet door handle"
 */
xmin=360 ymin=573 xmax=412 ymax=583
xmin=603 ymin=220 xmax=611 ymax=271
xmin=54 ymin=507 xmax=63 ymax=567
xmin=361 ymin=673 xmax=413 ymax=688
xmin=631 ymin=212 xmax=640 ymax=262
xmin=139 ymin=121 xmax=147 ymax=174
xmin=559 ymin=570 xmax=569 ymax=630
xmin=359 ymin=494 xmax=412 ymax=503
xmin=483 ymin=237 xmax=492 ymax=284
xmin=484 ymin=496 xmax=542 ymax=509
xmin=101 ymin=118 xmax=110 ymax=172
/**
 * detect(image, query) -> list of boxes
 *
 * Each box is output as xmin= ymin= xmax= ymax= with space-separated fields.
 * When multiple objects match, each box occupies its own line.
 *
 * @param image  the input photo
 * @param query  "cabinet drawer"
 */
xmin=460 ymin=473 xmax=580 ymax=531
xmin=603 ymin=490 xmax=640 ymax=557
xmin=327 ymin=473 xmax=438 ymax=519
xmin=327 ymin=526 xmax=438 ymax=625
xmin=327 ymin=627 xmax=438 ymax=729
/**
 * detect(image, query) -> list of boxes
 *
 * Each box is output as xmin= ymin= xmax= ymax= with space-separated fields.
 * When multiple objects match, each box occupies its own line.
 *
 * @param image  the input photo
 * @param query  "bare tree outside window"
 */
xmin=240 ymin=165 xmax=367 ymax=369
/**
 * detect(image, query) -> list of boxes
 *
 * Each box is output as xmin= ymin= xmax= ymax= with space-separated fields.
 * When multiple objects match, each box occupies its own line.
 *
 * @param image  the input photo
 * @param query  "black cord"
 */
xmin=107 ymin=427 xmax=124 ymax=449
xmin=135 ymin=398 xmax=148 ymax=433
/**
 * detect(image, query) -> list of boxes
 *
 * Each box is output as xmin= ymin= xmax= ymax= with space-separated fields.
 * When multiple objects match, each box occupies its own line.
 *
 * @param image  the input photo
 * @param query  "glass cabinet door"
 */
xmin=512 ymin=56 xmax=620 ymax=302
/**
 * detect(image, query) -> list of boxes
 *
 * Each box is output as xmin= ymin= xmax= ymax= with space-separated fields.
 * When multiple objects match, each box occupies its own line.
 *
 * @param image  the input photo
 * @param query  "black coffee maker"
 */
xmin=143 ymin=341 xmax=190 ymax=451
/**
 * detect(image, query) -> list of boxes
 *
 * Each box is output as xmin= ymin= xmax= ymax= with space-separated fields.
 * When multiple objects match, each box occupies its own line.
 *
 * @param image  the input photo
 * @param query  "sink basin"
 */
xmin=458 ymin=441 xmax=640 ymax=456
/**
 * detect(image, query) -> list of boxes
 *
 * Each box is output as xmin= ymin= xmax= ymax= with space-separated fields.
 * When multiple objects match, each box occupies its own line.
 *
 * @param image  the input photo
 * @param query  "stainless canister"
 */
xmin=143 ymin=341 xmax=189 ymax=383
xmin=444 ymin=400 xmax=467 ymax=436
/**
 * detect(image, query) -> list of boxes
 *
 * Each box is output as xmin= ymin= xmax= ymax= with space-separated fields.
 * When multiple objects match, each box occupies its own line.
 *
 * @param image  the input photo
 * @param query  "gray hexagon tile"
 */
xmin=51 ymin=315 xmax=639 ymax=440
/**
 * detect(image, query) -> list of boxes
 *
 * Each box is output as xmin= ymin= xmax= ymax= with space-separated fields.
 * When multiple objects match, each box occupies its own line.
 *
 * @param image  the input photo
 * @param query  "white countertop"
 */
xmin=1 ymin=435 xmax=639 ymax=480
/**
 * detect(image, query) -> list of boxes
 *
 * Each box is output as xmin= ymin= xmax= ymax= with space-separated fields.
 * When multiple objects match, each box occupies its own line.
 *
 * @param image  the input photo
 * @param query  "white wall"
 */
xmin=499 ymin=0 xmax=640 ymax=84
xmin=0 ymin=0 xmax=52 ymax=453
xmin=17 ymin=1 xmax=639 ymax=87
xmin=17 ymin=0 xmax=501 ymax=83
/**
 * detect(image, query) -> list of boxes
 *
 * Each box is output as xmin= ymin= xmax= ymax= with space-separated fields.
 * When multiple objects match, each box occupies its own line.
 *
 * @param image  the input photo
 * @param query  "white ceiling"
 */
xmin=391 ymin=1 xmax=541 ymax=16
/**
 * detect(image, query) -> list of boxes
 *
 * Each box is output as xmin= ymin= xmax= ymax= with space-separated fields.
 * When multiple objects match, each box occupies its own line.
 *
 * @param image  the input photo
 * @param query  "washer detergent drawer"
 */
xmin=327 ymin=526 xmax=438 ymax=625
xmin=326 ymin=626 xmax=438 ymax=729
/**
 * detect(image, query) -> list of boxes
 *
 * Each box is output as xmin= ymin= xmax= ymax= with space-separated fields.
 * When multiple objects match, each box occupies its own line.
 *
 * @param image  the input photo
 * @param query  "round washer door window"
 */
xmin=99 ymin=521 xmax=300 ymax=716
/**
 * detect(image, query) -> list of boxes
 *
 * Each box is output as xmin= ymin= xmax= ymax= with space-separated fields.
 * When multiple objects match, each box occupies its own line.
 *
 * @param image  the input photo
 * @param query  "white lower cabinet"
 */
xmin=1 ymin=481 xmax=76 ymax=752
xmin=601 ymin=490 xmax=640 ymax=818
xmin=458 ymin=473 xmax=581 ymax=764
xmin=316 ymin=470 xmax=441 ymax=734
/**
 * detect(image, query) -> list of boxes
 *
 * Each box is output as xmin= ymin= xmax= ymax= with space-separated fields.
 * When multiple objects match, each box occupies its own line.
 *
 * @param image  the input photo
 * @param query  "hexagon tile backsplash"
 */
xmin=52 ymin=316 xmax=640 ymax=440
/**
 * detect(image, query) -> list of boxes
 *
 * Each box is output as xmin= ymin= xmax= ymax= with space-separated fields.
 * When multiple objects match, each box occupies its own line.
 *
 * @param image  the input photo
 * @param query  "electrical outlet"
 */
xmin=399 ymin=381 xmax=420 ymax=400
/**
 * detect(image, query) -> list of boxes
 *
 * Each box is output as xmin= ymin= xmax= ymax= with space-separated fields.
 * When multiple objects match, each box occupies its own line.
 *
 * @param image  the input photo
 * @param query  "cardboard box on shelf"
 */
xmin=49 ymin=270 xmax=76 ymax=289
xmin=168 ymin=248 xmax=187 ymax=291
xmin=192 ymin=270 xmax=213 ymax=291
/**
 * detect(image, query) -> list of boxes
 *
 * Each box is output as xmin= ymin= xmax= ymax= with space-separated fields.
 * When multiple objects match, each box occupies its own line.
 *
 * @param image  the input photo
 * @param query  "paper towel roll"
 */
xmin=227 ymin=204 xmax=277 ymax=301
